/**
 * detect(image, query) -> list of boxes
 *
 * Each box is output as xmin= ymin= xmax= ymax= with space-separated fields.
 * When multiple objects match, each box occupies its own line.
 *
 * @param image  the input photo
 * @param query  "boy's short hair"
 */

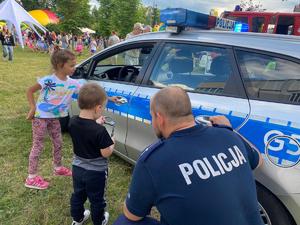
xmin=78 ymin=83 xmax=107 ymax=109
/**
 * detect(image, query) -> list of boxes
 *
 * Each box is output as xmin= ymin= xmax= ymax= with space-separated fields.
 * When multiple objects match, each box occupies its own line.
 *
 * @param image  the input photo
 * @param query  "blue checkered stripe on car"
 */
xmin=103 ymin=87 xmax=300 ymax=166
xmin=103 ymin=87 xmax=299 ymax=129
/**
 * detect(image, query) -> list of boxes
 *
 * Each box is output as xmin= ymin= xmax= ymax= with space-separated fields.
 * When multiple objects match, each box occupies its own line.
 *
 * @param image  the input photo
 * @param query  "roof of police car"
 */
xmin=125 ymin=30 xmax=300 ymax=59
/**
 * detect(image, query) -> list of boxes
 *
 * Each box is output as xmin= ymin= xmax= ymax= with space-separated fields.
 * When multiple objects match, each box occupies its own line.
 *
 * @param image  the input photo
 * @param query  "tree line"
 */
xmin=0 ymin=0 xmax=160 ymax=37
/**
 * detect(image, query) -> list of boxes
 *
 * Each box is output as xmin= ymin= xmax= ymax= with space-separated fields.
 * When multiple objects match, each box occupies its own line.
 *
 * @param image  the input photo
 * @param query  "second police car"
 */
xmin=69 ymin=8 xmax=300 ymax=225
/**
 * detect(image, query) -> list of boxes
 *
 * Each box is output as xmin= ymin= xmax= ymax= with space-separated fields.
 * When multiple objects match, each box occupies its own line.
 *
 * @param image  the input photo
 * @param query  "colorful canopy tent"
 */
xmin=0 ymin=0 xmax=47 ymax=48
xmin=0 ymin=21 xmax=6 ymax=29
xmin=0 ymin=21 xmax=30 ymax=30
xmin=29 ymin=9 xmax=59 ymax=26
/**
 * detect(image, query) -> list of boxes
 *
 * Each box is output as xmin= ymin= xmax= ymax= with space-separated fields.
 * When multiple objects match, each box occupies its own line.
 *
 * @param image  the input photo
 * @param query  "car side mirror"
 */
xmin=72 ymin=67 xmax=88 ymax=78
xmin=71 ymin=60 xmax=91 ymax=78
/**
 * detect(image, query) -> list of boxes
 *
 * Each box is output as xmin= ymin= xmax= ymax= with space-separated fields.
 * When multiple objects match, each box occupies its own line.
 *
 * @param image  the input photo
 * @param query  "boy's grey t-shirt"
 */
xmin=69 ymin=116 xmax=114 ymax=172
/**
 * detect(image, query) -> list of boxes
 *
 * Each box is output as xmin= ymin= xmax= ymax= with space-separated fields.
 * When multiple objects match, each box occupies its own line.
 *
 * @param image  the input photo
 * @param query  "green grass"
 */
xmin=0 ymin=47 xmax=133 ymax=225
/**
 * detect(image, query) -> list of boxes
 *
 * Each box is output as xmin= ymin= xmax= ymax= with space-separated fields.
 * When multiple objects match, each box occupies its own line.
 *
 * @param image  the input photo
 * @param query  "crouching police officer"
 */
xmin=113 ymin=86 xmax=263 ymax=225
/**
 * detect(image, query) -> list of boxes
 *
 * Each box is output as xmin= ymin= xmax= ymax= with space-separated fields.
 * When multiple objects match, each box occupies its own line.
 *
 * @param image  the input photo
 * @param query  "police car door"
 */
xmin=126 ymin=42 xmax=250 ymax=162
xmin=71 ymin=43 xmax=157 ymax=158
xmin=235 ymin=49 xmax=300 ymax=192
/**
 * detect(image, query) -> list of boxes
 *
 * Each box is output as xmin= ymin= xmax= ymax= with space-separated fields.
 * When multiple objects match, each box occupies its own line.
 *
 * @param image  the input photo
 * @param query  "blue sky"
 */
xmin=90 ymin=0 xmax=299 ymax=13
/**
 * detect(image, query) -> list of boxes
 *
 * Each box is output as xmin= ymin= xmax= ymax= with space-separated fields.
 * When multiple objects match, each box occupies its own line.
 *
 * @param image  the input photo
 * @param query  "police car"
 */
xmin=69 ymin=8 xmax=300 ymax=225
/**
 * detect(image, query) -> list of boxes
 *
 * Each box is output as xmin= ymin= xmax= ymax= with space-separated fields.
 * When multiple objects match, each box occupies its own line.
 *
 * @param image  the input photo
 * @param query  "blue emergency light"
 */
xmin=160 ymin=8 xmax=249 ymax=33
xmin=160 ymin=8 xmax=215 ymax=32
xmin=234 ymin=23 xmax=249 ymax=32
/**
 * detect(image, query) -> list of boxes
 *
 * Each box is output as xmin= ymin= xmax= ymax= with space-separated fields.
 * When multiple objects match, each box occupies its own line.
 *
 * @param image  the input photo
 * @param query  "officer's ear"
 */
xmin=155 ymin=112 xmax=165 ymax=126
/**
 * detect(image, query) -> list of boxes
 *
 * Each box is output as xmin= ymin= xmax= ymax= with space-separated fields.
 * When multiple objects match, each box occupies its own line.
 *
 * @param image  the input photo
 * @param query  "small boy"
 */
xmin=69 ymin=83 xmax=115 ymax=225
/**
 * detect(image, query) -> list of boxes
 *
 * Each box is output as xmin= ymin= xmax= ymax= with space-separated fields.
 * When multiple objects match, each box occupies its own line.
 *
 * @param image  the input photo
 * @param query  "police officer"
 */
xmin=113 ymin=86 xmax=263 ymax=225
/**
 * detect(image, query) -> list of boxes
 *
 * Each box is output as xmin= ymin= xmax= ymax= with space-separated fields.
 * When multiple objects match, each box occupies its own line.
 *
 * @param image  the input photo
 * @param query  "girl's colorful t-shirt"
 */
xmin=35 ymin=75 xmax=81 ymax=118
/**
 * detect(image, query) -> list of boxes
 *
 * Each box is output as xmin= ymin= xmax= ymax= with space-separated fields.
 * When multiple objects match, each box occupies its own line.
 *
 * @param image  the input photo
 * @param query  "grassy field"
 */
xmin=0 ymin=47 xmax=133 ymax=225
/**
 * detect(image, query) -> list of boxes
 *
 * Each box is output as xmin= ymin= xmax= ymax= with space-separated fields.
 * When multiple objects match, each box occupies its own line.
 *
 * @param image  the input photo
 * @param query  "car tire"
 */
xmin=59 ymin=115 xmax=70 ymax=133
xmin=256 ymin=183 xmax=296 ymax=225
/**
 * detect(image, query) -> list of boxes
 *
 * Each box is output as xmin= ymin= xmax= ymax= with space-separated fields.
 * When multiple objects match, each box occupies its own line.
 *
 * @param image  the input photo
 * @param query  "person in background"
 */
xmin=143 ymin=25 xmax=152 ymax=33
xmin=24 ymin=33 xmax=36 ymax=52
xmin=69 ymin=83 xmax=115 ymax=225
xmin=125 ymin=23 xmax=143 ymax=65
xmin=51 ymin=31 xmax=57 ymax=44
xmin=45 ymin=31 xmax=54 ymax=54
xmin=108 ymin=31 xmax=120 ymax=47
xmin=97 ymin=36 xmax=104 ymax=51
xmin=72 ymin=35 xmax=78 ymax=51
xmin=76 ymin=37 xmax=84 ymax=56
xmin=0 ymin=27 xmax=6 ymax=59
xmin=107 ymin=31 xmax=120 ymax=64
xmin=61 ymin=33 xmax=69 ymax=49
xmin=89 ymin=37 xmax=97 ymax=55
xmin=113 ymin=87 xmax=263 ymax=225
xmin=125 ymin=22 xmax=143 ymax=40
xmin=1 ymin=30 xmax=15 ymax=61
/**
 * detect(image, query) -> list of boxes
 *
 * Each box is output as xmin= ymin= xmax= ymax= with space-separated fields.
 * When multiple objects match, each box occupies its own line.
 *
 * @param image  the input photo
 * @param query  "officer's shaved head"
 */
xmin=151 ymin=87 xmax=192 ymax=122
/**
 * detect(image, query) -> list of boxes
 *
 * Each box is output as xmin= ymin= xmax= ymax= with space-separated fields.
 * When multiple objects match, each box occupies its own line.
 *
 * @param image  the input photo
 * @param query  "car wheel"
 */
xmin=257 ymin=183 xmax=296 ymax=225
xmin=59 ymin=115 xmax=70 ymax=133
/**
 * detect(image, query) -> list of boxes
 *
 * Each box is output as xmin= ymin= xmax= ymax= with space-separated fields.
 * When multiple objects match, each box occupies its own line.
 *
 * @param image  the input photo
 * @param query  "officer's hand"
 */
xmin=209 ymin=115 xmax=231 ymax=127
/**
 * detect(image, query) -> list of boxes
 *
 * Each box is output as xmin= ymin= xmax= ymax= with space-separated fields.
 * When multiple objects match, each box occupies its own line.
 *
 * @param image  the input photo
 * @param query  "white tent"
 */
xmin=0 ymin=0 xmax=47 ymax=48
xmin=80 ymin=27 xmax=96 ymax=34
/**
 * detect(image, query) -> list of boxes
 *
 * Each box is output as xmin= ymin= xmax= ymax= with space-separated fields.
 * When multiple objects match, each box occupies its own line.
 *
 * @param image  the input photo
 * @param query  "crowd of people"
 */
xmin=0 ymin=22 xmax=153 ymax=62
xmin=23 ymin=30 xmax=105 ymax=55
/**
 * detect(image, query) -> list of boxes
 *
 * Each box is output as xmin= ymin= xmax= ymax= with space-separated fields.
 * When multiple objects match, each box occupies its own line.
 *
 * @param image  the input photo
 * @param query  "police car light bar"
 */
xmin=160 ymin=8 xmax=213 ymax=33
xmin=160 ymin=8 xmax=249 ymax=33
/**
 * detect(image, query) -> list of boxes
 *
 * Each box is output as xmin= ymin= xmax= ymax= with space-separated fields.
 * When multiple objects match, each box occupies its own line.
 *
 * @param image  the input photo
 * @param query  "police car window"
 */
xmin=236 ymin=50 xmax=300 ymax=105
xmin=90 ymin=45 xmax=153 ymax=83
xmin=148 ymin=43 xmax=234 ymax=95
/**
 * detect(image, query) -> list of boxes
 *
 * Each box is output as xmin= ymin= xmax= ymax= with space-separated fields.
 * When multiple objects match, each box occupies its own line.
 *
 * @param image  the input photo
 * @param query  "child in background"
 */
xmin=25 ymin=34 xmax=35 ymax=52
xmin=76 ymin=37 xmax=83 ymax=56
xmin=69 ymin=83 xmax=115 ymax=225
xmin=89 ymin=37 xmax=97 ymax=55
xmin=25 ymin=49 xmax=80 ymax=190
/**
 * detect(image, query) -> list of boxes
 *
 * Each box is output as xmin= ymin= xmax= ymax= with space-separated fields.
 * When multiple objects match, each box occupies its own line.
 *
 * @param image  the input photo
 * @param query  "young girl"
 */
xmin=25 ymin=49 xmax=80 ymax=190
xmin=75 ymin=37 xmax=83 ymax=56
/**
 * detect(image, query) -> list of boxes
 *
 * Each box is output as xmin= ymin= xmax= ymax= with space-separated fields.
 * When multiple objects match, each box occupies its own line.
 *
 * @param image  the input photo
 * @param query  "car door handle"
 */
xmin=115 ymin=96 xmax=128 ymax=106
xmin=196 ymin=116 xmax=258 ymax=152
xmin=195 ymin=115 xmax=212 ymax=126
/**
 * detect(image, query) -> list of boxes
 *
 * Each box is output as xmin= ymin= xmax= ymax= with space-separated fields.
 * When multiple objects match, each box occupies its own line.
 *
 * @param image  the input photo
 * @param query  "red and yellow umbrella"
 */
xmin=29 ymin=9 xmax=59 ymax=26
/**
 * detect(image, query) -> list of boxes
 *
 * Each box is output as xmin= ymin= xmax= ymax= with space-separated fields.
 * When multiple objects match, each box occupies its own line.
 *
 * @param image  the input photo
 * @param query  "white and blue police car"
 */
xmin=68 ymin=8 xmax=300 ymax=225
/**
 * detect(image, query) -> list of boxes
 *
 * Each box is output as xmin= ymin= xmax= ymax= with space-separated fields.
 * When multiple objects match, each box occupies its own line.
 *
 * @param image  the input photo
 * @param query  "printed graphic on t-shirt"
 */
xmin=35 ymin=75 xmax=80 ymax=118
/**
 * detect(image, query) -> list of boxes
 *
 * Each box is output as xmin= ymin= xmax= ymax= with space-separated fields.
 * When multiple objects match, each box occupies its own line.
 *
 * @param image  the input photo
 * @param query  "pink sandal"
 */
xmin=54 ymin=166 xmax=72 ymax=176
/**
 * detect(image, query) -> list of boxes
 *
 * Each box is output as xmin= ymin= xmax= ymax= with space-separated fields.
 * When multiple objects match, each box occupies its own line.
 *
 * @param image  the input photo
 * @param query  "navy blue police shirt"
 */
xmin=126 ymin=125 xmax=263 ymax=225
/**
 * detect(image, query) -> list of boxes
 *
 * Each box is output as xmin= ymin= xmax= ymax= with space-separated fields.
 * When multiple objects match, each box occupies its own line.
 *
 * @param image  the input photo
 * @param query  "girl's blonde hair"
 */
xmin=51 ymin=49 xmax=75 ymax=70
